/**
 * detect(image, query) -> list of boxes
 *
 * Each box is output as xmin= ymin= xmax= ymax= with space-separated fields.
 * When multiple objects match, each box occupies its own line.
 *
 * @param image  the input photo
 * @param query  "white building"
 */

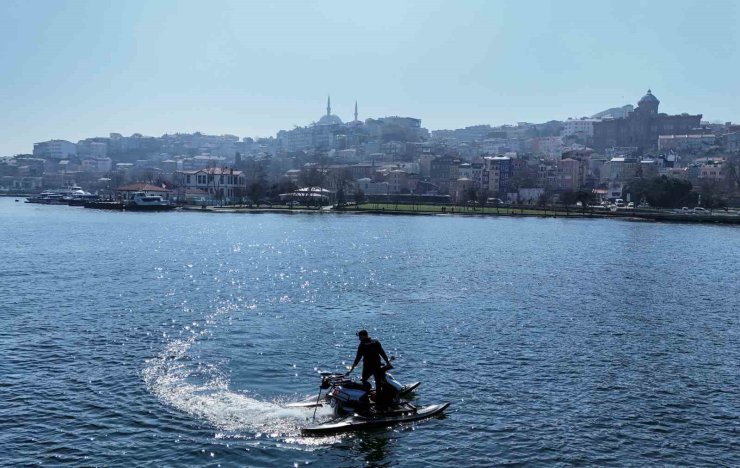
xmin=181 ymin=155 xmax=228 ymax=170
xmin=77 ymin=140 xmax=108 ymax=158
xmin=177 ymin=167 xmax=246 ymax=201
xmin=33 ymin=140 xmax=77 ymax=159
xmin=481 ymin=156 xmax=511 ymax=194
xmin=726 ymin=132 xmax=740 ymax=152
xmin=387 ymin=170 xmax=408 ymax=193
xmin=356 ymin=178 xmax=389 ymax=195
xmin=658 ymin=134 xmax=716 ymax=152
xmin=532 ymin=136 xmax=563 ymax=158
xmin=518 ymin=187 xmax=544 ymax=203
xmin=697 ymin=159 xmax=726 ymax=182
xmin=562 ymin=118 xmax=599 ymax=139
xmin=432 ymin=125 xmax=493 ymax=143
xmin=81 ymin=157 xmax=113 ymax=173
xmin=600 ymin=157 xmax=638 ymax=183
xmin=480 ymin=138 xmax=520 ymax=155
xmin=335 ymin=149 xmax=359 ymax=161
xmin=115 ymin=163 xmax=134 ymax=174
xmin=458 ymin=163 xmax=473 ymax=180
xmin=277 ymin=126 xmax=315 ymax=153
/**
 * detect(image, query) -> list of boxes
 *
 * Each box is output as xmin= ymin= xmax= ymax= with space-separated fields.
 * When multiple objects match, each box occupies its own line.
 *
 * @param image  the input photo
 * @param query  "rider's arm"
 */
xmin=348 ymin=344 xmax=362 ymax=373
xmin=377 ymin=341 xmax=390 ymax=365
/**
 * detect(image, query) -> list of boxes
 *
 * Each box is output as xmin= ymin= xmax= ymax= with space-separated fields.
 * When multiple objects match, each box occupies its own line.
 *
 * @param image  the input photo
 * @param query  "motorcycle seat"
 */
xmin=343 ymin=381 xmax=371 ymax=390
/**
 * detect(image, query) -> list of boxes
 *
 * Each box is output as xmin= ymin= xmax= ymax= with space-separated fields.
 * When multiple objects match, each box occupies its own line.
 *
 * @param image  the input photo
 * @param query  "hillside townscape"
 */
xmin=3 ymin=91 xmax=739 ymax=210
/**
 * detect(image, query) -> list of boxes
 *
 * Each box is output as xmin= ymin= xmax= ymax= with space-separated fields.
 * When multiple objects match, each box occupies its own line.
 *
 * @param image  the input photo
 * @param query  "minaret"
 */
xmin=326 ymin=95 xmax=331 ymax=116
xmin=354 ymin=101 xmax=358 ymax=122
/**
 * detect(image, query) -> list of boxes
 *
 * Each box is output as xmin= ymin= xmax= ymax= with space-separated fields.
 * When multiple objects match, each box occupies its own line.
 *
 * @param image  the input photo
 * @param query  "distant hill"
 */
xmin=591 ymin=105 xmax=633 ymax=119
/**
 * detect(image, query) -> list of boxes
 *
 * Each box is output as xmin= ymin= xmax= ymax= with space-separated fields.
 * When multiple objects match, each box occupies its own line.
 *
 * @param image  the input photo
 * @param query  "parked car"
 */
xmin=627 ymin=202 xmax=634 ymax=208
xmin=693 ymin=207 xmax=708 ymax=213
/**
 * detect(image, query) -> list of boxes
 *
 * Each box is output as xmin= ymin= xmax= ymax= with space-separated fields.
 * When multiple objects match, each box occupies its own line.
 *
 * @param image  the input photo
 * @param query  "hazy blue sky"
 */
xmin=1 ymin=0 xmax=738 ymax=155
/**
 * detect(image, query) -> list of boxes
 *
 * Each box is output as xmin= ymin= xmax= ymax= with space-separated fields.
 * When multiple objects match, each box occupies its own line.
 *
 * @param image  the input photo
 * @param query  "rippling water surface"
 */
xmin=1 ymin=198 xmax=739 ymax=466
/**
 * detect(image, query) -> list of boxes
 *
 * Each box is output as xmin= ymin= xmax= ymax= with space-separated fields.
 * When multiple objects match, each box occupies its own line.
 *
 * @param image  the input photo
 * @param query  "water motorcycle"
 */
xmin=287 ymin=364 xmax=419 ymax=412
xmin=296 ymin=363 xmax=449 ymax=435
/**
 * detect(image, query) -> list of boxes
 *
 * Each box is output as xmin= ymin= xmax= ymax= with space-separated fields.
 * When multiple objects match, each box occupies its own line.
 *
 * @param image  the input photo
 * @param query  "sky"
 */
xmin=0 ymin=0 xmax=738 ymax=155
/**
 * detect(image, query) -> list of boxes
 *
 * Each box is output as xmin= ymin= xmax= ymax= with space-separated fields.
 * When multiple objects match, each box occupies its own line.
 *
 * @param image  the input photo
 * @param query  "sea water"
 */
xmin=1 ymin=198 xmax=739 ymax=466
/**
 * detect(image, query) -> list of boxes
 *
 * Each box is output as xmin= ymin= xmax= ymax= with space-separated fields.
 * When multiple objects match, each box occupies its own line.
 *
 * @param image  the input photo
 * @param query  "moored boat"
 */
xmin=26 ymin=192 xmax=67 ymax=204
xmin=27 ymin=185 xmax=96 ymax=205
xmin=125 ymin=192 xmax=177 ymax=211
xmin=84 ymin=192 xmax=177 ymax=211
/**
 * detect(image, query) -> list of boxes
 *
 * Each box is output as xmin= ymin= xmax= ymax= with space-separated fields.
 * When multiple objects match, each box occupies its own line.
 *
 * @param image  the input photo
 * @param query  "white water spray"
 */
xmin=142 ymin=304 xmax=333 ymax=440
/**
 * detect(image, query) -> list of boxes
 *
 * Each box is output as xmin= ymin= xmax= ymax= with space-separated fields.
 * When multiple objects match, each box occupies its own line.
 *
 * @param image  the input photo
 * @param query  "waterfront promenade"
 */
xmin=7 ymin=194 xmax=740 ymax=224
xmin=183 ymin=202 xmax=740 ymax=225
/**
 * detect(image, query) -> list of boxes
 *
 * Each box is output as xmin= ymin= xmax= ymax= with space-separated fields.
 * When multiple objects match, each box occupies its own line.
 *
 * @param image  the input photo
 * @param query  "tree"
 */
xmin=266 ymin=179 xmax=297 ymax=203
xmin=626 ymin=176 xmax=695 ymax=208
xmin=725 ymin=156 xmax=740 ymax=193
xmin=106 ymin=171 xmax=125 ymax=198
xmin=247 ymin=180 xmax=266 ymax=207
xmin=698 ymin=181 xmax=727 ymax=210
xmin=537 ymin=190 xmax=554 ymax=207
xmin=477 ymin=188 xmax=489 ymax=207
xmin=298 ymin=167 xmax=324 ymax=207
xmin=330 ymin=167 xmax=354 ymax=207
xmin=140 ymin=168 xmax=157 ymax=183
xmin=206 ymin=168 xmax=226 ymax=206
xmin=233 ymin=186 xmax=247 ymax=206
xmin=463 ymin=187 xmax=477 ymax=206
xmin=508 ymin=173 xmax=538 ymax=192
xmin=560 ymin=190 xmax=577 ymax=205
xmin=354 ymin=188 xmax=366 ymax=206
xmin=336 ymin=187 xmax=346 ymax=207
xmin=575 ymin=189 xmax=593 ymax=206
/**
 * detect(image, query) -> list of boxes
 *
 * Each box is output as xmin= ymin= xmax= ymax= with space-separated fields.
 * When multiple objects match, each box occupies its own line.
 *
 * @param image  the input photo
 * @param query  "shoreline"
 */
xmin=183 ymin=204 xmax=740 ymax=225
xmin=6 ymin=196 xmax=738 ymax=225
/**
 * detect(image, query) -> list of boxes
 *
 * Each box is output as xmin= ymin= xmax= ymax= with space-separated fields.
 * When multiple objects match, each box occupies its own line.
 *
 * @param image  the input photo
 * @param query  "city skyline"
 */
xmin=1 ymin=0 xmax=738 ymax=156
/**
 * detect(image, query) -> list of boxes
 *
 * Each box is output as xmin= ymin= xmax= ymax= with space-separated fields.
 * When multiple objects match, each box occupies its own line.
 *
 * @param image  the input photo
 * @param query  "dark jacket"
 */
xmin=352 ymin=338 xmax=389 ymax=370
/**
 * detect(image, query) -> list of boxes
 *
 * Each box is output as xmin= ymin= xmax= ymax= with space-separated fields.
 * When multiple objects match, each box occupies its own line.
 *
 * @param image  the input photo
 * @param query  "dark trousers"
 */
xmin=362 ymin=366 xmax=384 ymax=406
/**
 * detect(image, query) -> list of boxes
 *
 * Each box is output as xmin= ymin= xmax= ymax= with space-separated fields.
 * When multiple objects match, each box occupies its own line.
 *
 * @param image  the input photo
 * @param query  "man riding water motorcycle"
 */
xmin=346 ymin=329 xmax=392 ymax=409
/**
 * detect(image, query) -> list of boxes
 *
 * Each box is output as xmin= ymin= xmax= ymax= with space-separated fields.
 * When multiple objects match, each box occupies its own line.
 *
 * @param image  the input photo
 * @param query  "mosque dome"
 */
xmin=638 ymin=89 xmax=660 ymax=106
xmin=318 ymin=114 xmax=343 ymax=125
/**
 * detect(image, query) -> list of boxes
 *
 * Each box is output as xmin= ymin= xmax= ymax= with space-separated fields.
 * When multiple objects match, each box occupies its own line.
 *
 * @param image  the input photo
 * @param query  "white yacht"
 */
xmin=126 ymin=192 xmax=176 ymax=211
xmin=27 ymin=185 xmax=82 ymax=204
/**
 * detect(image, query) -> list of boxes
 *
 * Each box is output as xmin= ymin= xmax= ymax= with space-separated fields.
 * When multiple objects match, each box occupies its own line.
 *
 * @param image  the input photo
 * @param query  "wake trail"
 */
xmin=142 ymin=305 xmax=333 ymax=440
